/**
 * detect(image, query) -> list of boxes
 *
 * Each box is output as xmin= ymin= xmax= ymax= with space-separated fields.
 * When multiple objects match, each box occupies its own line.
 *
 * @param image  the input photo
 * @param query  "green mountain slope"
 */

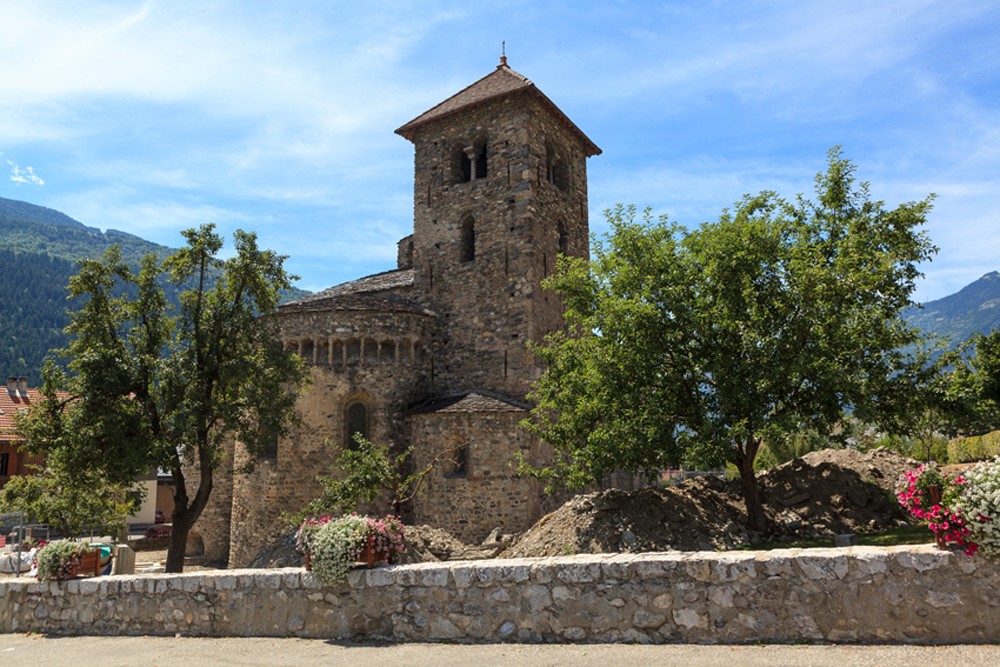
xmin=906 ymin=271 xmax=1000 ymax=345
xmin=0 ymin=196 xmax=89 ymax=229
xmin=0 ymin=197 xmax=309 ymax=380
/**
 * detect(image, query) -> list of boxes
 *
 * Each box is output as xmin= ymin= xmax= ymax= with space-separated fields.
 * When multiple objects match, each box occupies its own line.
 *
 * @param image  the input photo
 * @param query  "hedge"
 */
xmin=949 ymin=430 xmax=1000 ymax=463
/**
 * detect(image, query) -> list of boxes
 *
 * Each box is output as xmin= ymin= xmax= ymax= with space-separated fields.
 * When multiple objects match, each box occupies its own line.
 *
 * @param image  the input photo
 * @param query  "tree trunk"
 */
xmin=164 ymin=462 xmax=212 ymax=574
xmin=735 ymin=437 xmax=767 ymax=534
xmin=165 ymin=512 xmax=192 ymax=573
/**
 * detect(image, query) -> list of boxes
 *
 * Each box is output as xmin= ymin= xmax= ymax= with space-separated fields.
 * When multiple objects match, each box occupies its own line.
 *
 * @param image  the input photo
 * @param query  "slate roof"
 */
xmin=409 ymin=390 xmax=530 ymax=415
xmin=395 ymin=60 xmax=601 ymax=157
xmin=279 ymin=268 xmax=433 ymax=316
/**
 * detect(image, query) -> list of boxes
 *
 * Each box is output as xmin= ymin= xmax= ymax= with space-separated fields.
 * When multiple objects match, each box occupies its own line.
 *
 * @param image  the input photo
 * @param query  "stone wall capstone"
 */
xmin=2 ymin=546 xmax=997 ymax=644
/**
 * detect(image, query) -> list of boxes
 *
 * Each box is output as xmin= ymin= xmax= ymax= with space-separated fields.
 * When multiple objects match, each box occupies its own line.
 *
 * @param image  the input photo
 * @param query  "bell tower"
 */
xmin=396 ymin=60 xmax=601 ymax=397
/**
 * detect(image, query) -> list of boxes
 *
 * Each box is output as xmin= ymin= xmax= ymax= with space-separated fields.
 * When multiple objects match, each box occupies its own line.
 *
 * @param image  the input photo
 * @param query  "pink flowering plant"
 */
xmin=897 ymin=463 xmax=979 ymax=556
xmin=365 ymin=514 xmax=406 ymax=561
xmin=294 ymin=515 xmax=333 ymax=554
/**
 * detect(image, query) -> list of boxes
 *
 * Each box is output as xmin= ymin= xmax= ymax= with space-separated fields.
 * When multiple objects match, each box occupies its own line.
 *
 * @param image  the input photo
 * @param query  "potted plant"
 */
xmin=897 ymin=463 xmax=977 ymax=555
xmin=952 ymin=457 xmax=1000 ymax=558
xmin=34 ymin=540 xmax=93 ymax=581
xmin=298 ymin=513 xmax=405 ymax=585
xmin=359 ymin=514 xmax=406 ymax=566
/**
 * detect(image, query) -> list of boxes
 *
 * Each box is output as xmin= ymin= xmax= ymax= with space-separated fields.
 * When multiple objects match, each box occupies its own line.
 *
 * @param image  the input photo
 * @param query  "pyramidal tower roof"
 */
xmin=395 ymin=58 xmax=601 ymax=157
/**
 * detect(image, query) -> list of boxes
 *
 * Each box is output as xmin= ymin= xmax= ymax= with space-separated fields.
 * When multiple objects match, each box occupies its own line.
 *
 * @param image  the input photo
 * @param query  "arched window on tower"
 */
xmin=557 ymin=220 xmax=569 ymax=256
xmin=457 ymin=139 xmax=488 ymax=183
xmin=345 ymin=401 xmax=369 ymax=450
xmin=460 ymin=216 xmax=476 ymax=263
xmin=546 ymin=144 xmax=569 ymax=191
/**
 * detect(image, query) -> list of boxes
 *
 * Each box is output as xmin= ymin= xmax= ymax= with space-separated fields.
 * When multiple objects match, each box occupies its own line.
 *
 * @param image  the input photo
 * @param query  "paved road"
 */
xmin=1 ymin=635 xmax=999 ymax=667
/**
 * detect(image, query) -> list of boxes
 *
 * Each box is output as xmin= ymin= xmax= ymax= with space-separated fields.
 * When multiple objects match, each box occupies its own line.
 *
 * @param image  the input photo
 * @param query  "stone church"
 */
xmin=199 ymin=59 xmax=601 ymax=567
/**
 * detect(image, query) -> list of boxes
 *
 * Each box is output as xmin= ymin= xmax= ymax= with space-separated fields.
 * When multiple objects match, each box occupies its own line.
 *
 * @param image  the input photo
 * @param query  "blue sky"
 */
xmin=1 ymin=1 xmax=998 ymax=302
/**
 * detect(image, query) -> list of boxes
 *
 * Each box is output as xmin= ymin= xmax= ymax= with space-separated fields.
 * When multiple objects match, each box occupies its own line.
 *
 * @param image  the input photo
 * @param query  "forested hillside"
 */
xmin=0 ymin=197 xmax=309 ymax=381
xmin=905 ymin=271 xmax=1000 ymax=346
xmin=0 ymin=249 xmax=78 ymax=378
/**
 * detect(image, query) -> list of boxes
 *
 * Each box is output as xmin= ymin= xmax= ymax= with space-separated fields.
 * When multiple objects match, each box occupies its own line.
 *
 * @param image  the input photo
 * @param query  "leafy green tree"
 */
xmin=524 ymin=149 xmax=936 ymax=533
xmin=946 ymin=329 xmax=1000 ymax=434
xmin=296 ymin=436 xmax=463 ymax=523
xmin=0 ymin=462 xmax=134 ymax=539
xmin=17 ymin=225 xmax=308 ymax=571
xmin=970 ymin=330 xmax=1000 ymax=420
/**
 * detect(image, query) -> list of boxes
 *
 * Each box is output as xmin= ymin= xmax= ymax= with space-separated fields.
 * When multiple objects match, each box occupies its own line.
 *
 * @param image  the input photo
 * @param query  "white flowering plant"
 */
xmin=308 ymin=514 xmax=367 ymax=585
xmin=952 ymin=457 xmax=1000 ymax=558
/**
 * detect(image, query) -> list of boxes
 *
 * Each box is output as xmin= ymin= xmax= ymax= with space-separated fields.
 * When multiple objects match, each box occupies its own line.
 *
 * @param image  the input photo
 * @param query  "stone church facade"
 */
xmin=198 ymin=59 xmax=601 ymax=567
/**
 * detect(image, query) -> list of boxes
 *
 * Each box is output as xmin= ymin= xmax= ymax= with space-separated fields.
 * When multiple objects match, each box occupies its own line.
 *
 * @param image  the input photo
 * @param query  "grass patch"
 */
xmin=746 ymin=524 xmax=933 ymax=551
xmin=855 ymin=524 xmax=934 ymax=547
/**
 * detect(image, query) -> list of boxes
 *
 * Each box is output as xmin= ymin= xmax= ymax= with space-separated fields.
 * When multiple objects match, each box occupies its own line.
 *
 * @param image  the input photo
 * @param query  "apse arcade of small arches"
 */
xmin=283 ymin=335 xmax=428 ymax=367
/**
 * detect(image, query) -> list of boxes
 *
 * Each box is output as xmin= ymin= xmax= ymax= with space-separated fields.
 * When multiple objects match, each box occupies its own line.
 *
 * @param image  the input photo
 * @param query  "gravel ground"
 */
xmin=1 ymin=635 xmax=999 ymax=667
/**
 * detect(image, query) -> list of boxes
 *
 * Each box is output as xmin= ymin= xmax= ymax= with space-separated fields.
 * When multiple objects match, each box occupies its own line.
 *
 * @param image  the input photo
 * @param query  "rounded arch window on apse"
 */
xmin=345 ymin=401 xmax=370 ymax=450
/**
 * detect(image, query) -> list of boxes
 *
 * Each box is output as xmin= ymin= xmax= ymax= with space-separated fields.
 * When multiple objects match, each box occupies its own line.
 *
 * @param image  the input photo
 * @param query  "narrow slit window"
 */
xmin=558 ymin=220 xmax=569 ymax=256
xmin=448 ymin=446 xmax=469 ymax=478
xmin=460 ymin=217 xmax=476 ymax=263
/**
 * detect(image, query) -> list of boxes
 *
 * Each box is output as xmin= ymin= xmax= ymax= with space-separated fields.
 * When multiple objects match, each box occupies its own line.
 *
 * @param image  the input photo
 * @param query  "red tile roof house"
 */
xmin=0 ymin=377 xmax=45 ymax=489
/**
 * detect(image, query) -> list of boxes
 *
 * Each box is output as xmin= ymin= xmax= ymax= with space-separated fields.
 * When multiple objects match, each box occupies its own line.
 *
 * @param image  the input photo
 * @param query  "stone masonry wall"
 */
xmin=2 ymin=546 xmax=997 ymax=643
xmin=407 ymin=410 xmax=559 ymax=544
xmin=408 ymin=92 xmax=591 ymax=398
xmin=222 ymin=308 xmax=435 ymax=568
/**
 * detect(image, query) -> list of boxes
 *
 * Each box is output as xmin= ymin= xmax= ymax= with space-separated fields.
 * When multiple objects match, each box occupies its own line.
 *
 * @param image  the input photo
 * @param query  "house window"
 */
xmin=460 ymin=217 xmax=476 ymax=263
xmin=345 ymin=402 xmax=369 ymax=449
xmin=0 ymin=452 xmax=8 ymax=476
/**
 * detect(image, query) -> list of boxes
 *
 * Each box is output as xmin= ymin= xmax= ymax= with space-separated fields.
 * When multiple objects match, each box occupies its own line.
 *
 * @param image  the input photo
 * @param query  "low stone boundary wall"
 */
xmin=1 ymin=545 xmax=997 ymax=643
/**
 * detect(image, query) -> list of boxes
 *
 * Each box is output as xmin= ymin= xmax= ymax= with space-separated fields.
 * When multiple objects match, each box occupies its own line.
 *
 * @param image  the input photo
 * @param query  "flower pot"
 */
xmin=929 ymin=485 xmax=948 ymax=550
xmin=358 ymin=534 xmax=389 ymax=568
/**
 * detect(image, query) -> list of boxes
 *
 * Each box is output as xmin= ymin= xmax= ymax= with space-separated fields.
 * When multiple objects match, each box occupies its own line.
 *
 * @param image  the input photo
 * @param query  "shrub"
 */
xmin=144 ymin=525 xmax=172 ymax=539
xmin=948 ymin=430 xmax=1000 ymax=463
xmin=35 ymin=540 xmax=91 ymax=581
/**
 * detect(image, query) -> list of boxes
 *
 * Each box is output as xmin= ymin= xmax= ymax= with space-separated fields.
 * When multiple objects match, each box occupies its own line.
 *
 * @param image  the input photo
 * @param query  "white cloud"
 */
xmin=0 ymin=1 xmax=995 ymax=303
xmin=7 ymin=160 xmax=44 ymax=186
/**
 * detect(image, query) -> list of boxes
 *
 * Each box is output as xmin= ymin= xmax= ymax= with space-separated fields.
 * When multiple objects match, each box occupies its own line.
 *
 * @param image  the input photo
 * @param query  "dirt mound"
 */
xmin=501 ymin=476 xmax=751 ymax=558
xmin=758 ymin=447 xmax=915 ymax=539
xmin=779 ymin=447 xmax=918 ymax=493
xmin=501 ymin=448 xmax=917 ymax=558
xmin=397 ymin=524 xmax=477 ymax=563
